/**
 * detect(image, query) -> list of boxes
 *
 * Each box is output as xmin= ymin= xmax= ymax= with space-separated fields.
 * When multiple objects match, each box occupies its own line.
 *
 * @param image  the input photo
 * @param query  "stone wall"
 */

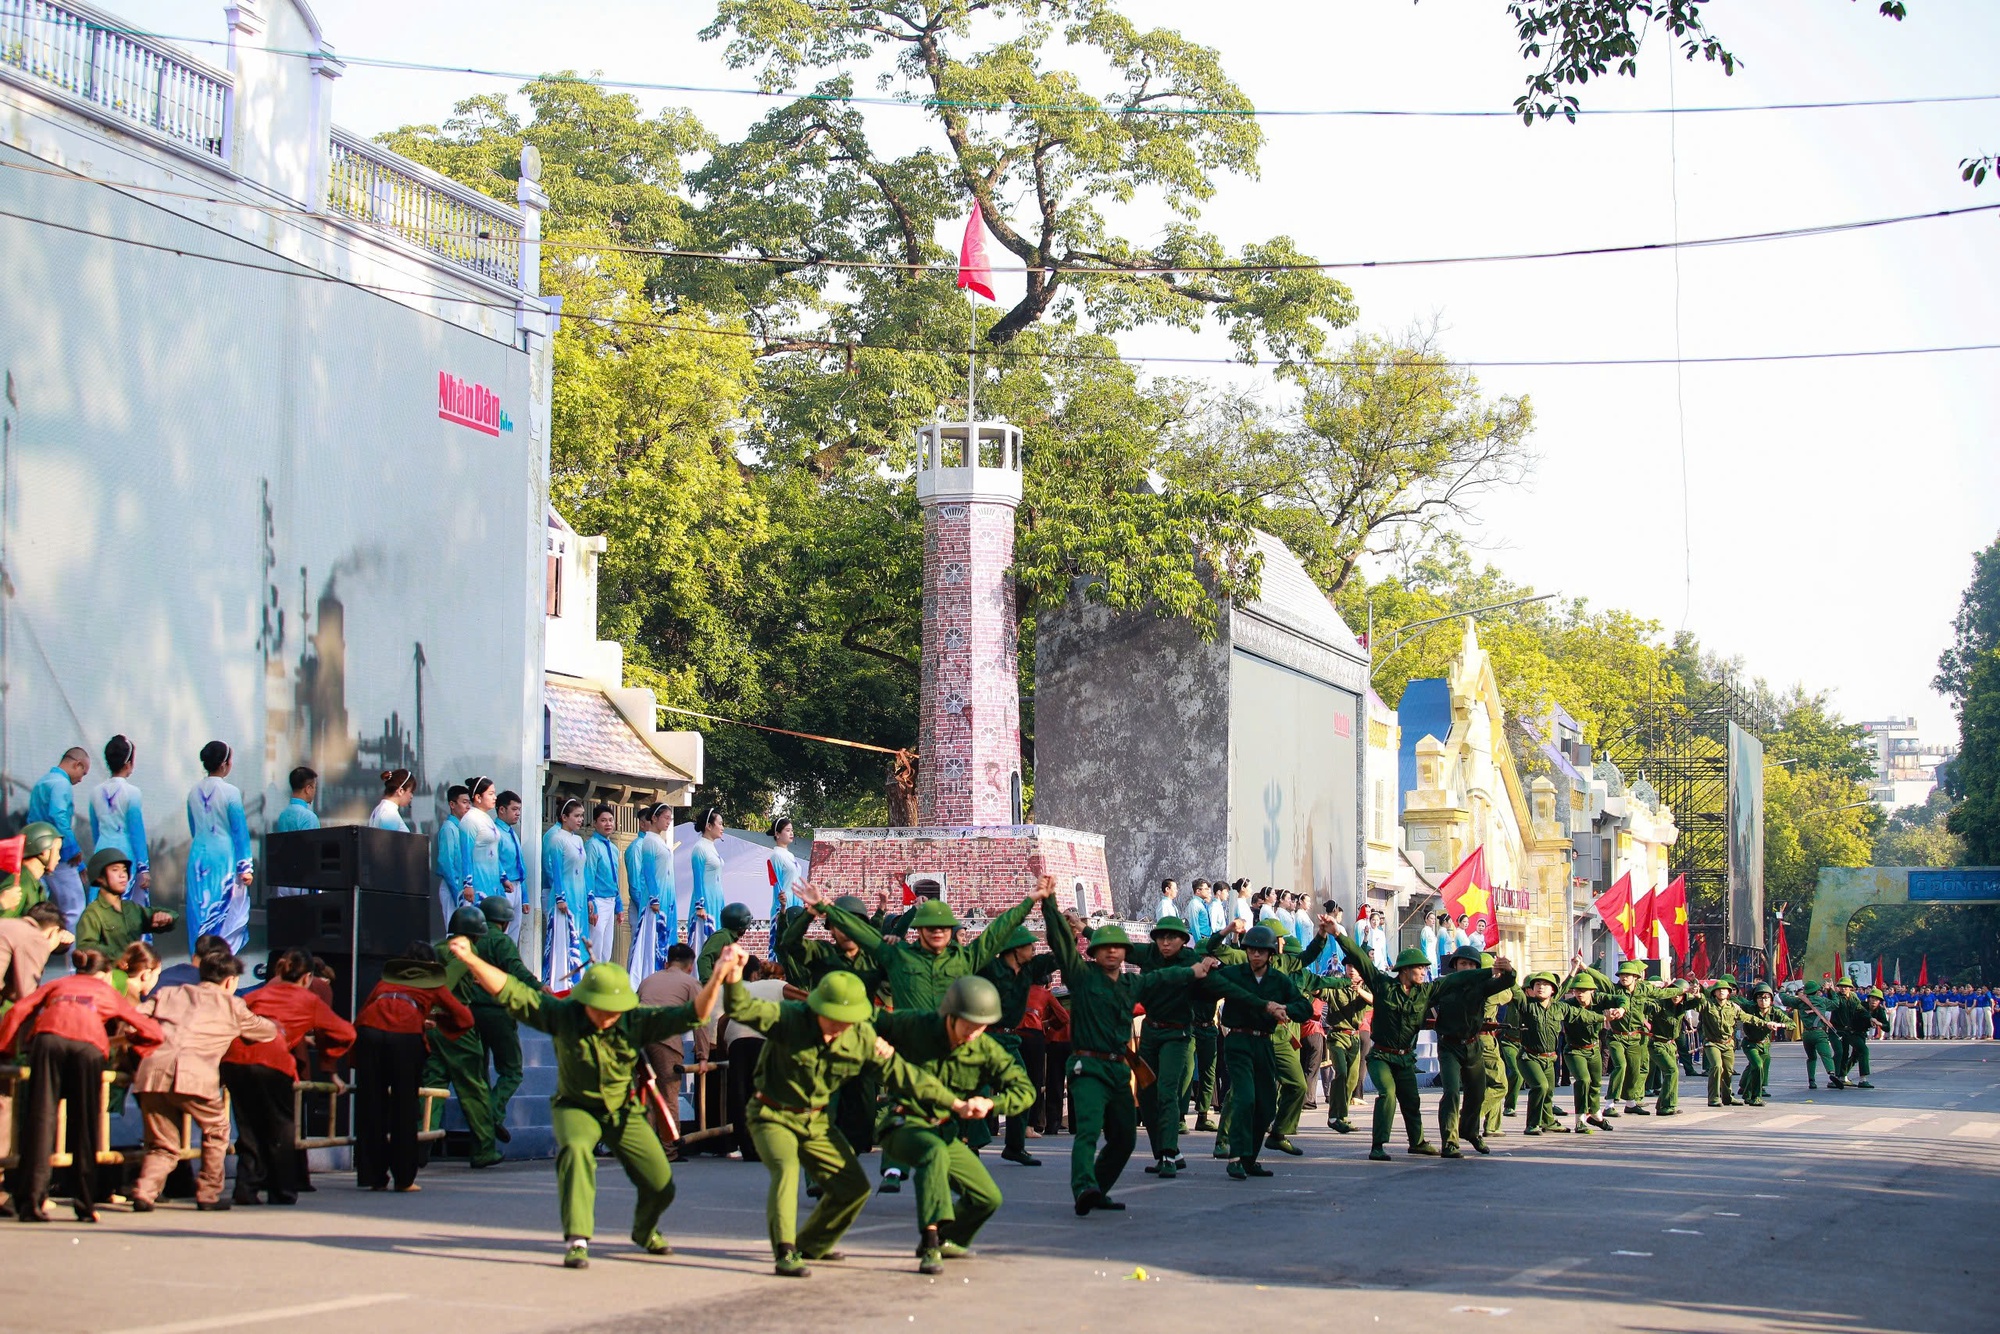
xmin=803 ymin=824 xmax=1110 ymax=921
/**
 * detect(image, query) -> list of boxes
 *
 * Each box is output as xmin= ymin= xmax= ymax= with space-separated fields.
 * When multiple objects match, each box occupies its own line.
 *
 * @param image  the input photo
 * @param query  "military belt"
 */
xmin=1142 ymin=1022 xmax=1190 ymax=1033
xmin=753 ymin=1092 xmax=825 ymax=1115
xmin=1371 ymin=1044 xmax=1411 ymax=1057
xmin=1074 ymin=1048 xmax=1129 ymax=1062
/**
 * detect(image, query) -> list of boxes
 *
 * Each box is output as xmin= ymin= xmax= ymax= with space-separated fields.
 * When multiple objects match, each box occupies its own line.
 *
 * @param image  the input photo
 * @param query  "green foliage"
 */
xmin=1874 ymin=789 xmax=1964 ymax=868
xmin=1763 ymin=763 xmax=1877 ymax=914
xmin=1947 ymin=649 xmax=2000 ymax=863
xmin=1933 ymin=533 xmax=2000 ymax=709
xmin=1848 ymin=902 xmax=1998 ymax=986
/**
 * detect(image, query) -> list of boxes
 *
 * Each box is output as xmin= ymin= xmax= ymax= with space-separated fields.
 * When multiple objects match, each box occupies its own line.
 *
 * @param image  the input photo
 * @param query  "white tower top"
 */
xmin=914 ymin=419 xmax=1023 ymax=509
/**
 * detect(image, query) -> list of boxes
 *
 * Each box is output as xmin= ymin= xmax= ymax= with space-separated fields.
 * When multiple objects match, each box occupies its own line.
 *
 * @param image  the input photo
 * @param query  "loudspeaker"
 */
xmin=267 ymin=890 xmax=434 ymax=1020
xmin=265 ymin=826 xmax=431 ymax=896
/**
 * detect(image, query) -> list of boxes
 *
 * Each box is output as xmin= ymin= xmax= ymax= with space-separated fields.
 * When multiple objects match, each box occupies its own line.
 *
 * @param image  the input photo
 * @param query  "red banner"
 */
xmin=1437 ymin=847 xmax=1500 ymax=948
xmin=1655 ymin=875 xmax=1691 ymax=960
xmin=1593 ymin=872 xmax=1639 ymax=958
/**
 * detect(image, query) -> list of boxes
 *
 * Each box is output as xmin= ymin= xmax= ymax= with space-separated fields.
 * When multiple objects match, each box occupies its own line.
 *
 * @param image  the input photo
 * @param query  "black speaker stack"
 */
xmin=265 ymin=826 xmax=432 ymax=1020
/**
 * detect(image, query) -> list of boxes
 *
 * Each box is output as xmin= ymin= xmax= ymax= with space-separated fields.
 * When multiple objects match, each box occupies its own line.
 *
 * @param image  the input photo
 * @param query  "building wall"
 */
xmin=1227 ymin=647 xmax=1360 ymax=913
xmin=1033 ymin=594 xmax=1230 ymax=917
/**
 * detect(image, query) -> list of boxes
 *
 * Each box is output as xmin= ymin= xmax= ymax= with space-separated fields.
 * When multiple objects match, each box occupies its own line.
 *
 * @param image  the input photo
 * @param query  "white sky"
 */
xmin=131 ymin=0 xmax=2000 ymax=742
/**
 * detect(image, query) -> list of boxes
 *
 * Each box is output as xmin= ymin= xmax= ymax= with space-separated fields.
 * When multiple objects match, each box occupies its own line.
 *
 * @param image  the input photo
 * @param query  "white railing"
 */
xmin=0 ymin=0 xmax=229 ymax=160
xmin=326 ymin=126 xmax=521 ymax=285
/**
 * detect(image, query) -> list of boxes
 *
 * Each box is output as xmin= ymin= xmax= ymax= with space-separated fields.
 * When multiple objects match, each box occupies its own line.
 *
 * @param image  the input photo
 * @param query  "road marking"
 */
xmin=1611 ymin=1250 xmax=1653 ymax=1257
xmin=1502 ymin=1256 xmax=1585 ymax=1286
xmin=1851 ymin=1117 xmax=1918 ymax=1134
xmin=1713 ymin=1211 xmax=1741 ymax=1217
xmin=1450 ymin=1307 xmax=1512 ymax=1316
xmin=1663 ymin=1228 xmax=1703 ymax=1235
xmin=1752 ymin=1193 xmax=1785 ymax=1199
xmin=103 ymin=1295 xmax=410 ymax=1334
xmin=1758 ymin=1114 xmax=1822 ymax=1130
xmin=1949 ymin=1123 xmax=2000 ymax=1140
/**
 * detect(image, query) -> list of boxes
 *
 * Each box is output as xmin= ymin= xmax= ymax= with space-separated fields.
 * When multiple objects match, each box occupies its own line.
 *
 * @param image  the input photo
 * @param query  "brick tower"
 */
xmin=915 ymin=418 xmax=1023 ymax=826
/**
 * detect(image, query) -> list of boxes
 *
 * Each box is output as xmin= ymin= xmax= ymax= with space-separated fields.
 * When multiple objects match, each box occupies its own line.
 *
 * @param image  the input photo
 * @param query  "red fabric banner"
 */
xmin=1437 ymin=847 xmax=1500 ymax=948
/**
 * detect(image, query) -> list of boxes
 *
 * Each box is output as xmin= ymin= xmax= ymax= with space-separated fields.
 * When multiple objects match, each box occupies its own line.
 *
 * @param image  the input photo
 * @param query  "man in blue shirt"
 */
xmin=495 ymin=790 xmax=528 ymax=942
xmin=268 ymin=766 xmax=320 ymax=897
xmin=26 ymin=748 xmax=90 ymax=930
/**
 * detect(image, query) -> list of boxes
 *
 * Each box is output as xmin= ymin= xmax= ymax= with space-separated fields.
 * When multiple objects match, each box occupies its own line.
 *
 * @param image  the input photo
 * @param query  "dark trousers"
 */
xmin=1042 ymin=1041 xmax=1072 ymax=1131
xmin=1298 ymin=1030 xmax=1327 ymax=1106
xmin=9 ymin=1035 xmax=103 ymax=1217
xmin=354 ymin=1028 xmax=427 ymax=1190
xmin=222 ymin=1064 xmax=300 ymax=1202
xmin=1018 ymin=1029 xmax=1048 ymax=1131
xmin=726 ymin=1037 xmax=764 ymax=1159
xmin=1192 ymin=1025 xmax=1219 ymax=1118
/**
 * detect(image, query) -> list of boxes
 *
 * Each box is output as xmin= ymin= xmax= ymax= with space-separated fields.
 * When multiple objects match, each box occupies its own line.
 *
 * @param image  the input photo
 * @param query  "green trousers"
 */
xmin=1610 ymin=1037 xmax=1648 ymax=1104
xmin=1270 ymin=1025 xmax=1308 ymax=1137
xmin=1479 ymin=1036 xmax=1507 ymax=1133
xmin=1324 ymin=1035 xmax=1357 ymax=1124
xmin=1139 ymin=1027 xmax=1194 ymax=1160
xmin=473 ymin=1005 xmax=524 ymax=1124
xmin=1838 ymin=1033 xmax=1872 ymax=1079
xmin=1649 ymin=1039 xmax=1681 ymax=1113
xmin=1603 ymin=1039 xmax=1624 ymax=1103
xmin=1502 ymin=1042 xmax=1521 ymax=1113
xmin=1366 ymin=1048 xmax=1425 ymax=1150
xmin=1521 ymin=1053 xmax=1559 ymax=1129
xmin=745 ymin=1110 xmax=870 ymax=1258
xmin=433 ymin=1028 xmax=499 ymax=1161
xmin=1801 ymin=1030 xmax=1835 ymax=1085
xmin=880 ymin=1124 xmax=1001 ymax=1246
xmin=992 ymin=1033 xmax=1032 ymax=1158
xmin=1069 ymin=1054 xmax=1138 ymax=1199
xmin=1191 ymin=1025 xmax=1219 ymax=1122
xmin=1741 ymin=1043 xmax=1771 ymax=1102
xmin=1436 ymin=1038 xmax=1486 ymax=1150
xmin=552 ymin=1101 xmax=674 ymax=1243
xmin=1566 ymin=1047 xmax=1603 ymax=1117
xmin=1222 ymin=1031 xmax=1277 ymax=1161
xmin=1706 ymin=1044 xmax=1737 ymax=1104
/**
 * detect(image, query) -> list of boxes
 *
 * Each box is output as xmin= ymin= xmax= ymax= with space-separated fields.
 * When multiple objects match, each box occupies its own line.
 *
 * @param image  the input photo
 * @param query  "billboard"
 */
xmin=0 ymin=142 xmax=541 ymax=932
xmin=1228 ymin=649 xmax=1360 ymax=914
xmin=1727 ymin=720 xmax=1766 ymax=949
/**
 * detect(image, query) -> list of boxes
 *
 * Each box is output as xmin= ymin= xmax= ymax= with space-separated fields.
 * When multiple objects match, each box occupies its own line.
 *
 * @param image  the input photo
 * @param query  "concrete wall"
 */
xmin=1033 ymin=594 xmax=1229 ymax=918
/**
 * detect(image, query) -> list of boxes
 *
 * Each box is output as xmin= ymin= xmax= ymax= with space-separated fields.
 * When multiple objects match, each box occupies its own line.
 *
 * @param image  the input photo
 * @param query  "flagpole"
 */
xmin=967 ymin=301 xmax=977 ymax=424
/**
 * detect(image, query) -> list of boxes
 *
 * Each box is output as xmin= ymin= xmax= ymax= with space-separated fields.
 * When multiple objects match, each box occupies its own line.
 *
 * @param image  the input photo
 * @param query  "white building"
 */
xmin=0 ymin=0 xmax=554 ymax=930
xmin=1858 ymin=717 xmax=1952 ymax=811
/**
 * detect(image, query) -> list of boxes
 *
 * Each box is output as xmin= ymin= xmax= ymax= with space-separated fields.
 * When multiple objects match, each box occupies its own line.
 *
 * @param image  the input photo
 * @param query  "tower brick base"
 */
xmin=803 ymin=824 xmax=1111 ymax=926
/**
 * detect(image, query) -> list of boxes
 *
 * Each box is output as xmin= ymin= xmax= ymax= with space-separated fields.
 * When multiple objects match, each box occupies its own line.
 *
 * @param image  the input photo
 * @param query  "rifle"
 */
xmin=637 ymin=1060 xmax=681 ymax=1146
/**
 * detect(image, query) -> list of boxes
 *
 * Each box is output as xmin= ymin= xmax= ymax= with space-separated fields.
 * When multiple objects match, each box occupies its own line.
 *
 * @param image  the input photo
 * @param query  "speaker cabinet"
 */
xmin=265 ymin=826 xmax=431 ymax=896
xmin=266 ymin=890 xmax=436 ymax=1019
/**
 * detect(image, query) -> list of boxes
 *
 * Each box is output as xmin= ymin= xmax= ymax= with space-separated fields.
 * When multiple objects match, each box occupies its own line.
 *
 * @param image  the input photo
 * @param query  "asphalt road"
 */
xmin=8 ymin=1041 xmax=1994 ymax=1334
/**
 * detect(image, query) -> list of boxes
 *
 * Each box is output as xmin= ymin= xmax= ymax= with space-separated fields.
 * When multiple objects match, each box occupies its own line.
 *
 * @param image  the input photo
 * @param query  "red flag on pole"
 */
xmin=1772 ymin=925 xmax=1791 ymax=984
xmin=956 ymin=209 xmax=996 ymax=302
xmin=1437 ymin=847 xmax=1500 ymax=948
xmin=1875 ymin=956 xmax=1884 ymax=988
xmin=1655 ymin=875 xmax=1690 ymax=960
xmin=1918 ymin=955 xmax=1929 ymax=986
xmin=1593 ymin=872 xmax=1640 ymax=958
xmin=1834 ymin=951 xmax=1844 ymax=982
xmin=1689 ymin=931 xmax=1711 ymax=981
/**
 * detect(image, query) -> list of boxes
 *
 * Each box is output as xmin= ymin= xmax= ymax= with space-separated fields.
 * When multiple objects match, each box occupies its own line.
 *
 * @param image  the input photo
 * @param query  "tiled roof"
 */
xmin=1245 ymin=530 xmax=1367 ymax=662
xmin=545 ymin=677 xmax=682 ymax=783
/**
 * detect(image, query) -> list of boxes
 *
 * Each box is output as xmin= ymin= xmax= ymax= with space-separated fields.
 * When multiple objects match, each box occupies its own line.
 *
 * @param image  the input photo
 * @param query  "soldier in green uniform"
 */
xmin=1601 ymin=961 xmax=1658 ymax=1116
xmin=1480 ymin=954 xmax=1517 ymax=1136
xmin=779 ymin=894 xmax=894 ymax=1161
xmin=717 ymin=947 xmax=964 ymax=1277
xmin=445 ymin=933 xmax=726 ymax=1269
xmin=1197 ymin=924 xmax=1311 ymax=1179
xmin=874 ymin=976 xmax=1037 ymax=1273
xmin=0 ymin=822 xmax=62 ymax=919
xmin=72 ymin=848 xmax=176 ymax=957
xmin=807 ymin=878 xmax=1044 ymax=1192
xmin=1039 ymin=897 xmax=1220 ymax=1211
xmin=696 ymin=903 xmax=758 ymax=981
xmin=978 ymin=926 xmax=1061 ymax=1168
xmin=1201 ymin=919 xmax=1330 ymax=1156
xmin=1322 ymin=966 xmax=1371 ymax=1134
xmin=1335 ymin=932 xmax=1514 ymax=1161
xmin=1644 ymin=979 xmax=1701 ymax=1114
xmin=1513 ymin=971 xmax=1599 ymax=1134
xmin=1739 ymin=982 xmax=1784 ymax=1105
xmin=1432 ymin=944 xmax=1519 ymax=1157
xmin=1831 ymin=979 xmax=1887 ymax=1089
xmin=472 ymin=895 xmax=538 ymax=1136
xmin=427 ymin=907 xmax=508 ymax=1165
xmin=1698 ymin=975 xmax=1782 ymax=1107
xmin=1791 ymin=980 xmax=1839 ymax=1090
xmin=1561 ymin=971 xmax=1623 ymax=1133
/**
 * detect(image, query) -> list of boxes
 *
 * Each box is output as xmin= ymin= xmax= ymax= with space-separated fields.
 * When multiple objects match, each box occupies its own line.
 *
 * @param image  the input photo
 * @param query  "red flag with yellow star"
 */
xmin=1437 ymin=846 xmax=1499 ymax=949
xmin=1594 ymin=871 xmax=1641 ymax=958
xmin=1655 ymin=874 xmax=1690 ymax=959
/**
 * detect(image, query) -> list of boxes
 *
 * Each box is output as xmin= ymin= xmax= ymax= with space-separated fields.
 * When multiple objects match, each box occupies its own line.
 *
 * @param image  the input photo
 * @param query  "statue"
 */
xmin=885 ymin=748 xmax=920 ymax=828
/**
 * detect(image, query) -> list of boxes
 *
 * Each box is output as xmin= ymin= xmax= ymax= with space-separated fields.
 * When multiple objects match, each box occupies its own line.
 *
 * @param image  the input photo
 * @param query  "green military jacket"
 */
xmin=979 ymin=950 xmax=1061 ymax=1030
xmin=722 ymin=980 xmax=953 ymax=1126
xmin=1697 ymin=995 xmax=1780 ymax=1048
xmin=1205 ymin=961 xmax=1313 ymax=1035
xmin=1582 ymin=970 xmax=1658 ymax=1041
xmin=452 ymin=929 xmax=539 ymax=1012
xmin=1040 ymin=900 xmax=1200 ymax=1053
xmin=1321 ymin=979 xmax=1370 ymax=1041
xmin=1645 ymin=989 xmax=1701 ymax=1041
xmin=1335 ymin=932 xmax=1504 ymax=1050
xmin=75 ymin=895 xmax=173 ymax=959
xmin=0 ymin=871 xmax=47 ymax=920
xmin=1434 ymin=963 xmax=1520 ymax=1042
xmin=493 ymin=975 xmax=700 ymax=1112
xmin=1516 ymin=995 xmax=1601 ymax=1056
xmin=1122 ymin=937 xmax=1217 ymax=1028
xmin=696 ymin=928 xmax=739 ymax=984
xmin=1831 ymin=995 xmax=1885 ymax=1036
xmin=1791 ymin=992 xmax=1834 ymax=1034
xmin=1741 ymin=1001 xmax=1785 ymax=1047
xmin=872 ymin=1009 xmax=1036 ymax=1136
xmin=822 ymin=896 xmax=1035 ymax=1011
xmin=777 ymin=909 xmax=890 ymax=999
xmin=1201 ymin=929 xmax=1328 ymax=974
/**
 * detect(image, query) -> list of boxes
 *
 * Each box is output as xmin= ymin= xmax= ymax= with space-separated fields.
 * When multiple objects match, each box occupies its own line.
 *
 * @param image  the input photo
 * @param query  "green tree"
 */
xmin=1947 ymin=649 xmax=2000 ymax=863
xmin=1763 ymin=762 xmax=1877 ymax=913
xmin=1875 ymin=789 xmax=1964 ymax=868
xmin=1934 ymin=534 xmax=2000 ymax=709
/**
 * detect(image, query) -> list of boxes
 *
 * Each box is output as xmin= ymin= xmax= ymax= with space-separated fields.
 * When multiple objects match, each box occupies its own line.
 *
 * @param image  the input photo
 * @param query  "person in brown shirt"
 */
xmin=0 ymin=902 xmax=71 ymax=1015
xmin=637 ymin=943 xmax=703 ymax=1149
xmin=131 ymin=951 xmax=279 ymax=1210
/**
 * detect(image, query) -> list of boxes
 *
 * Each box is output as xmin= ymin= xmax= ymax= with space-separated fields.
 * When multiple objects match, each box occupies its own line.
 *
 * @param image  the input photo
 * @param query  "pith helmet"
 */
xmin=384 ymin=957 xmax=449 ymax=989
xmin=1393 ymin=947 xmax=1431 ymax=970
xmin=1749 ymin=981 xmax=1773 ymax=997
xmin=1867 ymin=986 xmax=1884 ymax=999
xmin=570 ymin=963 xmax=639 ymax=1013
xmin=479 ymin=894 xmax=515 ymax=925
xmin=1617 ymin=961 xmax=1647 ymax=977
xmin=1715 ymin=974 xmax=1739 ymax=988
xmin=85 ymin=847 xmax=132 ymax=883
xmin=942 ymin=975 xmax=1004 ymax=1026
xmin=20 ymin=822 xmax=61 ymax=861
xmin=720 ymin=902 xmax=755 ymax=935
xmin=1087 ymin=923 xmax=1133 ymax=953
xmin=1448 ymin=944 xmax=1484 ymax=967
xmin=1569 ymin=974 xmax=1598 ymax=992
xmin=1525 ymin=971 xmax=1558 ymax=988
xmin=449 ymin=905 xmax=489 ymax=938
xmin=1803 ymin=979 xmax=1823 ymax=995
xmin=833 ymin=895 xmax=868 ymax=917
xmin=1002 ymin=927 xmax=1038 ymax=952
xmin=807 ymin=971 xmax=873 ymax=1023
xmin=1835 ymin=975 xmax=1856 ymax=988
xmin=1151 ymin=916 xmax=1192 ymax=942
xmin=908 ymin=898 xmax=960 ymax=930
xmin=1241 ymin=925 xmax=1282 ymax=952
xmin=1480 ymin=952 xmax=1495 ymax=969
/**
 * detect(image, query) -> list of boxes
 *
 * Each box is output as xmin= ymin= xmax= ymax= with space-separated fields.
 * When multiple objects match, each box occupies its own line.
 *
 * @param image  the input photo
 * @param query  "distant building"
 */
xmin=1858 ymin=717 xmax=1952 ymax=811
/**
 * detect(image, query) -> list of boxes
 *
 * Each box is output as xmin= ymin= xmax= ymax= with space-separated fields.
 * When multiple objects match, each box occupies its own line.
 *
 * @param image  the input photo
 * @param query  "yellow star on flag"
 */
xmin=1673 ymin=905 xmax=1687 ymax=925
xmin=1616 ymin=904 xmax=1635 ymax=933
xmin=1457 ymin=883 xmax=1491 ymax=917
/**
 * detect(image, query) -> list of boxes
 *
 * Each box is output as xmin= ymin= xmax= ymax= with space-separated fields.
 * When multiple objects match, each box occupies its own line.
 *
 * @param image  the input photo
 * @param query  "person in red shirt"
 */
xmin=1037 ymin=985 xmax=1074 ymax=1134
xmin=224 ymin=948 xmax=356 ymax=1205
xmin=0 ymin=947 xmax=163 ymax=1222
xmin=351 ymin=944 xmax=473 ymax=1192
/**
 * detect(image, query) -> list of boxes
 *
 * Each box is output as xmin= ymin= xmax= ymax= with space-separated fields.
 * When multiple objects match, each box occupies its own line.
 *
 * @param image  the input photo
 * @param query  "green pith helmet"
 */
xmin=1749 ymin=981 xmax=1773 ymax=996
xmin=449 ymin=905 xmax=489 ymax=938
xmin=1525 ymin=971 xmax=1558 ymax=989
xmin=833 ymin=895 xmax=868 ymax=918
xmin=384 ymin=958 xmax=449 ymax=988
xmin=1086 ymin=923 xmax=1133 ymax=953
xmin=1151 ymin=916 xmax=1192 ymax=942
xmin=807 ymin=971 xmax=873 ymax=1023
xmin=942 ymin=975 xmax=1004 ymax=1025
xmin=20 ymin=822 xmax=61 ymax=862
xmin=720 ymin=903 xmax=755 ymax=935
xmin=1569 ymin=975 xmax=1598 ymax=992
xmin=479 ymin=894 xmax=515 ymax=926
xmin=1241 ymin=925 xmax=1281 ymax=952
xmin=1480 ymin=952 xmax=1495 ymax=969
xmin=1617 ymin=960 xmax=1647 ymax=977
xmin=1868 ymin=986 xmax=1884 ymax=999
xmin=908 ymin=898 xmax=960 ymax=930
xmin=1394 ymin=947 xmax=1431 ymax=971
xmin=1803 ymin=979 xmax=1823 ymax=995
xmin=570 ymin=963 xmax=640 ymax=1013
xmin=1715 ymin=974 xmax=1739 ymax=988
xmin=1835 ymin=975 xmax=1856 ymax=988
xmin=85 ymin=847 xmax=132 ymax=883
xmin=1002 ymin=927 xmax=1038 ymax=953
xmin=1448 ymin=944 xmax=1484 ymax=967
